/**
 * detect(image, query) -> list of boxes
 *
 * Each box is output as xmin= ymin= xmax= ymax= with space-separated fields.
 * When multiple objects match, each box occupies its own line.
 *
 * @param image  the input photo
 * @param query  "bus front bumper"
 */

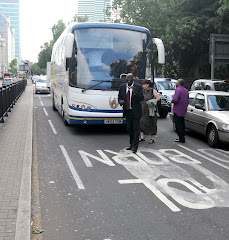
xmin=65 ymin=113 xmax=126 ymax=125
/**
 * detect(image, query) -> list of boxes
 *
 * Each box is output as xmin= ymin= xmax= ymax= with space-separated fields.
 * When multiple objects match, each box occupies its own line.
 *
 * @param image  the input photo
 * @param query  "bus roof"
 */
xmin=70 ymin=22 xmax=151 ymax=35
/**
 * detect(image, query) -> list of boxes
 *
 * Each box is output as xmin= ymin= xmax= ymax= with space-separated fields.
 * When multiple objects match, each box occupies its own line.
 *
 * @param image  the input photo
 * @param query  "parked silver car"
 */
xmin=170 ymin=90 xmax=229 ymax=147
xmin=191 ymin=79 xmax=228 ymax=92
xmin=35 ymin=77 xmax=50 ymax=94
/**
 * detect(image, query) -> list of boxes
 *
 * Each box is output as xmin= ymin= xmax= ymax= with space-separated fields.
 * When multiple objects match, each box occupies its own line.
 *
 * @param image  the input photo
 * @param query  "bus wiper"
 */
xmin=82 ymin=80 xmax=112 ymax=92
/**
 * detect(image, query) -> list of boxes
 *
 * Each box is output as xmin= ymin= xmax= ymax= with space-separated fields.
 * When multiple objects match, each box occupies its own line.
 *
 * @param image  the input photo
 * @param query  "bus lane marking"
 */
xmin=38 ymin=96 xmax=41 ymax=100
xmin=43 ymin=108 xmax=48 ymax=116
xmin=60 ymin=145 xmax=85 ymax=189
xmin=78 ymin=147 xmax=229 ymax=212
xmin=198 ymin=149 xmax=229 ymax=163
xmin=48 ymin=120 xmax=57 ymax=134
xmin=216 ymin=149 xmax=229 ymax=155
xmin=178 ymin=145 xmax=229 ymax=170
xmin=40 ymin=101 xmax=44 ymax=106
xmin=119 ymin=179 xmax=181 ymax=212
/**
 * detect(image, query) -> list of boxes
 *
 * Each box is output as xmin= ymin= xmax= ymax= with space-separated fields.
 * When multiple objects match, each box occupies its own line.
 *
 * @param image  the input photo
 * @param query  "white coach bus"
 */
xmin=51 ymin=22 xmax=165 ymax=125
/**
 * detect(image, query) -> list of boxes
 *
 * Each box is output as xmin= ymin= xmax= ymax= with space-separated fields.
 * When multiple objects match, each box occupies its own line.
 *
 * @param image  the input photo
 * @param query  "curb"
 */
xmin=15 ymin=84 xmax=33 ymax=240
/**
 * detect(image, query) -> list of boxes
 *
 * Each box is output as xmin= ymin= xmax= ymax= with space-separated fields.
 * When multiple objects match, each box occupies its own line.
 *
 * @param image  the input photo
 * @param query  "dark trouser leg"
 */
xmin=174 ymin=114 xmax=185 ymax=142
xmin=126 ymin=110 xmax=134 ymax=147
xmin=132 ymin=117 xmax=140 ymax=150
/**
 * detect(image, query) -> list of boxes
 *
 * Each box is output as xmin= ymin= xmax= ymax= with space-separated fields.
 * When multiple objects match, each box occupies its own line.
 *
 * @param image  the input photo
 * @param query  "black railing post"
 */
xmin=3 ymin=87 xmax=8 ymax=117
xmin=0 ymin=87 xmax=4 ymax=123
xmin=0 ymin=79 xmax=27 ymax=123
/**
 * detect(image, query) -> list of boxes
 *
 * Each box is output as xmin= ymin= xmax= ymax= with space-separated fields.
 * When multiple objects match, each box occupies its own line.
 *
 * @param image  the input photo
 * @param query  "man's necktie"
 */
xmin=126 ymin=88 xmax=130 ymax=109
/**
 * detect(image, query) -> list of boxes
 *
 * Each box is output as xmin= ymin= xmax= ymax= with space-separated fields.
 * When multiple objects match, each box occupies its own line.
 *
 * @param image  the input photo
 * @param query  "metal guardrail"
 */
xmin=0 ymin=80 xmax=27 ymax=123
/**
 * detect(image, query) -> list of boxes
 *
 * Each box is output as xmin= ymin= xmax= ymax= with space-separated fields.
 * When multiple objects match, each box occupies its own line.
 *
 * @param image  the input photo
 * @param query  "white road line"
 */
xmin=198 ymin=149 xmax=229 ymax=163
xmin=48 ymin=120 xmax=57 ymax=134
xmin=38 ymin=96 xmax=41 ymax=100
xmin=119 ymin=179 xmax=181 ymax=212
xmin=40 ymin=101 xmax=44 ymax=106
xmin=43 ymin=108 xmax=48 ymax=116
xmin=178 ymin=145 xmax=229 ymax=170
xmin=60 ymin=145 xmax=85 ymax=190
xmin=216 ymin=149 xmax=229 ymax=155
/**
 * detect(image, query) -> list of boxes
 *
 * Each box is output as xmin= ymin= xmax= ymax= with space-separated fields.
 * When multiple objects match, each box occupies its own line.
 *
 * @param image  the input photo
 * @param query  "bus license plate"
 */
xmin=104 ymin=120 xmax=123 ymax=124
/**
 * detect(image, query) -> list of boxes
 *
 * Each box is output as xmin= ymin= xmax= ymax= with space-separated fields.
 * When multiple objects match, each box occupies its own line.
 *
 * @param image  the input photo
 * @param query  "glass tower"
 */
xmin=78 ymin=0 xmax=111 ymax=22
xmin=0 ymin=0 xmax=20 ymax=63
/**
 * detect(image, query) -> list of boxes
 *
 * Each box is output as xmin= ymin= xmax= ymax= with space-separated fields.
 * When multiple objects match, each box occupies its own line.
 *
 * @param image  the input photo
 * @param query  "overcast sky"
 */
xmin=20 ymin=0 xmax=77 ymax=63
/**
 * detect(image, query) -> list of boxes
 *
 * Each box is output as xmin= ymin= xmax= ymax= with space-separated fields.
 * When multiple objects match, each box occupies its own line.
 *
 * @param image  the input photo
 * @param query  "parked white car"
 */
xmin=154 ymin=78 xmax=177 ymax=110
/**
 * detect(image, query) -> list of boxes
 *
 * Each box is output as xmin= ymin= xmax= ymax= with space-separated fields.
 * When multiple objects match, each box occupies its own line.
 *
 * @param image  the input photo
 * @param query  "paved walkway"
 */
xmin=0 ymin=83 xmax=33 ymax=240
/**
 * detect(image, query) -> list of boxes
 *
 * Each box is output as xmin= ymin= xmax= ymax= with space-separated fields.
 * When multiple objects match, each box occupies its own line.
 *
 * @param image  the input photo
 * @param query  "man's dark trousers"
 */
xmin=174 ymin=113 xmax=185 ymax=142
xmin=125 ymin=109 xmax=140 ymax=150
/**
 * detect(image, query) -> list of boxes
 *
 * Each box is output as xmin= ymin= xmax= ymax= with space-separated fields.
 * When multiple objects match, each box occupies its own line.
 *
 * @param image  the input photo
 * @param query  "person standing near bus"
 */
xmin=172 ymin=79 xmax=189 ymax=143
xmin=139 ymin=79 xmax=160 ymax=144
xmin=118 ymin=73 xmax=144 ymax=153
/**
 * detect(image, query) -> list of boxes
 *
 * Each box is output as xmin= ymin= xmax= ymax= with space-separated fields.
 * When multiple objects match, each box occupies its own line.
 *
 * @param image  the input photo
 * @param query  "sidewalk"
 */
xmin=0 ymin=83 xmax=33 ymax=240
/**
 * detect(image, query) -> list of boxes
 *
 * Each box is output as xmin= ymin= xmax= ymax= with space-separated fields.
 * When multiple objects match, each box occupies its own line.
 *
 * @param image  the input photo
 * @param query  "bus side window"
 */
xmin=69 ymin=42 xmax=77 ymax=87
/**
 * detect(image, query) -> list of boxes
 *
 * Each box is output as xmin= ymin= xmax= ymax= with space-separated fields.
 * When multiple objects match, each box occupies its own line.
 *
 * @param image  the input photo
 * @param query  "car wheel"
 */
xmin=207 ymin=125 xmax=219 ymax=147
xmin=159 ymin=109 xmax=168 ymax=118
xmin=52 ymin=97 xmax=57 ymax=111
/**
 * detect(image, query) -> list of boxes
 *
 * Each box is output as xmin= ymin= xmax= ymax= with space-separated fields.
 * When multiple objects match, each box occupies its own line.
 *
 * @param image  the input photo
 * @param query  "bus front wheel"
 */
xmin=52 ymin=97 xmax=57 ymax=111
xmin=63 ymin=112 xmax=69 ymax=126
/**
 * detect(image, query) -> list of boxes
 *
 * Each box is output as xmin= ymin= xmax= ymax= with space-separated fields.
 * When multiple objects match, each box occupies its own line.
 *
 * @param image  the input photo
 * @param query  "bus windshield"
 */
xmin=70 ymin=28 xmax=149 ymax=90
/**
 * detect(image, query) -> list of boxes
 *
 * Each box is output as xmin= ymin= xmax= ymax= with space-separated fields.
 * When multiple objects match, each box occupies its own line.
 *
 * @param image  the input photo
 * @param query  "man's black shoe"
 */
xmin=131 ymin=148 xmax=137 ymax=154
xmin=175 ymin=139 xmax=185 ymax=143
xmin=126 ymin=147 xmax=132 ymax=150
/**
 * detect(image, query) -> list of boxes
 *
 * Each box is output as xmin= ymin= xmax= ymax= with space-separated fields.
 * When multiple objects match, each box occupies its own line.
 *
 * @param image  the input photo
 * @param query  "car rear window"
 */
xmin=208 ymin=95 xmax=229 ymax=111
xmin=37 ymin=79 xmax=47 ymax=83
xmin=214 ymin=83 xmax=228 ymax=92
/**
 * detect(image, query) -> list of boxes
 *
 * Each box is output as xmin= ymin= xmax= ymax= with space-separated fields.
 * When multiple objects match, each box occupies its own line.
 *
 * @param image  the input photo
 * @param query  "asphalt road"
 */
xmin=32 ymin=92 xmax=229 ymax=240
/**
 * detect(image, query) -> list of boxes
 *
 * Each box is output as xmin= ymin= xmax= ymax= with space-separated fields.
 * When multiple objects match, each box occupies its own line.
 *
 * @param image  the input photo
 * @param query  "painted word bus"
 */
xmin=51 ymin=22 xmax=165 ymax=125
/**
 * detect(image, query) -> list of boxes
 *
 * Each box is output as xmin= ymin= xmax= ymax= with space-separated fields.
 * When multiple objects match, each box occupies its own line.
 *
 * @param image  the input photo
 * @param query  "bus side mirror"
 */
xmin=65 ymin=33 xmax=74 ymax=58
xmin=152 ymin=38 xmax=165 ymax=64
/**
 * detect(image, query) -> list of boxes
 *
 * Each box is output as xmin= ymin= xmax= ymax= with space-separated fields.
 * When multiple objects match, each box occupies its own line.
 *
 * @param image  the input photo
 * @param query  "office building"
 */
xmin=0 ymin=13 xmax=15 ymax=74
xmin=78 ymin=0 xmax=111 ymax=22
xmin=0 ymin=0 xmax=20 ymax=63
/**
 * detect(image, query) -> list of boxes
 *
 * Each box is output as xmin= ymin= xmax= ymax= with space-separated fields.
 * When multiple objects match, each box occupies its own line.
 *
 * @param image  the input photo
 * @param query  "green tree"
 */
xmin=31 ymin=63 xmax=41 ymax=75
xmin=116 ymin=0 xmax=229 ymax=79
xmin=51 ymin=19 xmax=66 ymax=42
xmin=37 ymin=19 xmax=66 ymax=69
xmin=9 ymin=59 xmax=17 ymax=74
xmin=218 ymin=0 xmax=229 ymax=15
xmin=72 ymin=14 xmax=89 ymax=22
xmin=37 ymin=41 xmax=53 ymax=69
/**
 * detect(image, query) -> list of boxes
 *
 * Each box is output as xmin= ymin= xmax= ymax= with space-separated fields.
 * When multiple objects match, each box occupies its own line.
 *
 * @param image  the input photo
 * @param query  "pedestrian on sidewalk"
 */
xmin=139 ymin=79 xmax=160 ymax=144
xmin=118 ymin=73 xmax=144 ymax=153
xmin=172 ymin=79 xmax=189 ymax=143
